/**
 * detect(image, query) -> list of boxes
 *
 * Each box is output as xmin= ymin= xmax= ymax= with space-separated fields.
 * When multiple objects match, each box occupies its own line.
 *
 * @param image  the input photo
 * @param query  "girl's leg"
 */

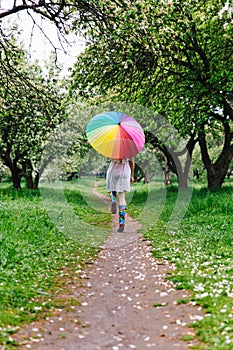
xmin=117 ymin=192 xmax=126 ymax=232
xmin=110 ymin=191 xmax=117 ymax=202
xmin=110 ymin=191 xmax=117 ymax=214
xmin=118 ymin=191 xmax=126 ymax=206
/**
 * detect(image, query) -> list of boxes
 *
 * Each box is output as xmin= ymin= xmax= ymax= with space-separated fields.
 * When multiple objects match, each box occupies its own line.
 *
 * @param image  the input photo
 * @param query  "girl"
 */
xmin=106 ymin=158 xmax=134 ymax=232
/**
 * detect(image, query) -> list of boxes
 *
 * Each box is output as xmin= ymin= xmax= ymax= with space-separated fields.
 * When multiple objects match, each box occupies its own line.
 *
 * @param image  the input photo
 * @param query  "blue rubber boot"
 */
xmin=117 ymin=205 xmax=126 ymax=232
xmin=110 ymin=191 xmax=117 ymax=214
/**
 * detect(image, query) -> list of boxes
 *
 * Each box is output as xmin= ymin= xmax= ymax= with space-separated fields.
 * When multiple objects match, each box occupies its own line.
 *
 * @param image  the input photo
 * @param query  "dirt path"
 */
xmin=12 ymin=187 xmax=204 ymax=350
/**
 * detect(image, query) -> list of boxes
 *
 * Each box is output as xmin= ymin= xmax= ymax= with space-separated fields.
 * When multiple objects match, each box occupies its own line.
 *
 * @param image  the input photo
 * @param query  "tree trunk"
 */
xmin=159 ymin=152 xmax=171 ymax=185
xmin=177 ymin=174 xmax=188 ymax=188
xmin=164 ymin=168 xmax=171 ymax=186
xmin=143 ymin=170 xmax=150 ymax=183
xmin=134 ymin=163 xmax=149 ymax=183
xmin=3 ymin=156 xmax=22 ymax=189
xmin=33 ymin=172 xmax=40 ymax=189
xmin=207 ymin=155 xmax=232 ymax=189
xmin=24 ymin=156 xmax=53 ymax=189
xmin=146 ymin=131 xmax=197 ymax=189
xmin=165 ymin=148 xmax=191 ymax=189
xmin=199 ymin=128 xmax=233 ymax=190
xmin=11 ymin=169 xmax=22 ymax=189
xmin=25 ymin=171 xmax=40 ymax=189
xmin=26 ymin=173 xmax=34 ymax=189
xmin=23 ymin=160 xmax=34 ymax=189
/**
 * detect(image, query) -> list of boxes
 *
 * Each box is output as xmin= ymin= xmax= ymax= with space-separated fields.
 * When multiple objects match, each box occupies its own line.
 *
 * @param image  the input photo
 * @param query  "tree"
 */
xmin=71 ymin=0 xmax=233 ymax=189
xmin=142 ymin=115 xmax=198 ymax=188
xmin=0 ymin=0 xmax=111 ymax=70
xmin=0 ymin=0 xmax=111 ymax=98
xmin=0 ymin=42 xmax=65 ymax=189
xmin=0 ymin=1 xmax=116 ymax=188
xmin=0 ymin=1 xmax=105 ymax=23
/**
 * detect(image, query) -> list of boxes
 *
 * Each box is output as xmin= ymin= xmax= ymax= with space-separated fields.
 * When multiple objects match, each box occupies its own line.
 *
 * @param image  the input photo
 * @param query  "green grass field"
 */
xmin=0 ymin=177 xmax=233 ymax=349
xmin=0 ymin=179 xmax=111 ymax=347
xmin=127 ymin=180 xmax=233 ymax=350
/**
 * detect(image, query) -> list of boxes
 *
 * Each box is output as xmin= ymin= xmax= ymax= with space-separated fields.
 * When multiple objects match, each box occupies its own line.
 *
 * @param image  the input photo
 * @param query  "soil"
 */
xmin=11 ymin=186 xmax=204 ymax=350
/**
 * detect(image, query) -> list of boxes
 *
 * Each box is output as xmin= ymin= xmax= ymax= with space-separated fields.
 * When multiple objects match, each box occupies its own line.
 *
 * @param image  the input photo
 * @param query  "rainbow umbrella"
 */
xmin=86 ymin=111 xmax=145 ymax=159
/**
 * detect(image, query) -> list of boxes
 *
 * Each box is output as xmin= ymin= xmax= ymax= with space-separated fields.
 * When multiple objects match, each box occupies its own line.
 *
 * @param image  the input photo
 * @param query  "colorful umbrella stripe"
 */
xmin=86 ymin=111 xmax=145 ymax=159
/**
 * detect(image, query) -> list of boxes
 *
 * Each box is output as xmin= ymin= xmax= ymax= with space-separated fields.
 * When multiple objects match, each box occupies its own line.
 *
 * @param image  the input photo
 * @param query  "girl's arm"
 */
xmin=129 ymin=158 xmax=135 ymax=183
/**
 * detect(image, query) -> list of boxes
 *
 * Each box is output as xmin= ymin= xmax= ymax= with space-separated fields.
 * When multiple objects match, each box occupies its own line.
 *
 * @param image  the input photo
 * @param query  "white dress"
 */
xmin=106 ymin=159 xmax=131 ymax=192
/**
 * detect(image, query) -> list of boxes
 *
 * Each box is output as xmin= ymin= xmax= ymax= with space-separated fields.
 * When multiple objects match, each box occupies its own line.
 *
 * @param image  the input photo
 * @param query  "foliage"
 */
xmin=0 ymin=0 xmax=117 ymax=77
xmin=40 ymin=102 xmax=112 ymax=183
xmin=0 ymin=1 xmax=105 ymax=28
xmin=1 ymin=1 xmax=232 ymax=189
xmin=71 ymin=0 xmax=233 ymax=189
xmin=0 ymin=0 xmax=116 ymax=189
xmin=0 ymin=39 xmax=65 ymax=189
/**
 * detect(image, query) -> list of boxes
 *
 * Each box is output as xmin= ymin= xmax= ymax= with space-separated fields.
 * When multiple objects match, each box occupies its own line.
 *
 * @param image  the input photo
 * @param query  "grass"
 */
xmin=0 ymin=179 xmax=111 ymax=347
xmin=1 ymin=176 xmax=233 ymax=349
xmin=127 ymin=181 xmax=233 ymax=350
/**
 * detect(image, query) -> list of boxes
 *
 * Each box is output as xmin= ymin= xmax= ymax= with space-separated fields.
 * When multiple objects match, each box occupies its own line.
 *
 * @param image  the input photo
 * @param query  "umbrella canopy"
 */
xmin=86 ymin=111 xmax=145 ymax=159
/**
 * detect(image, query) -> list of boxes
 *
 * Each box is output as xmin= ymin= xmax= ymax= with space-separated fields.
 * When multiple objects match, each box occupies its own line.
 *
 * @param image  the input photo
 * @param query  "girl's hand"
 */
xmin=130 ymin=176 xmax=134 ymax=183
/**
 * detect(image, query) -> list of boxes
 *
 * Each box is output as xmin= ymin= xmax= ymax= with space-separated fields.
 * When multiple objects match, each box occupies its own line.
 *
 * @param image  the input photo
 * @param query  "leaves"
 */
xmin=0 ymin=37 xmax=66 ymax=188
xmin=70 ymin=0 xmax=233 ymax=188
